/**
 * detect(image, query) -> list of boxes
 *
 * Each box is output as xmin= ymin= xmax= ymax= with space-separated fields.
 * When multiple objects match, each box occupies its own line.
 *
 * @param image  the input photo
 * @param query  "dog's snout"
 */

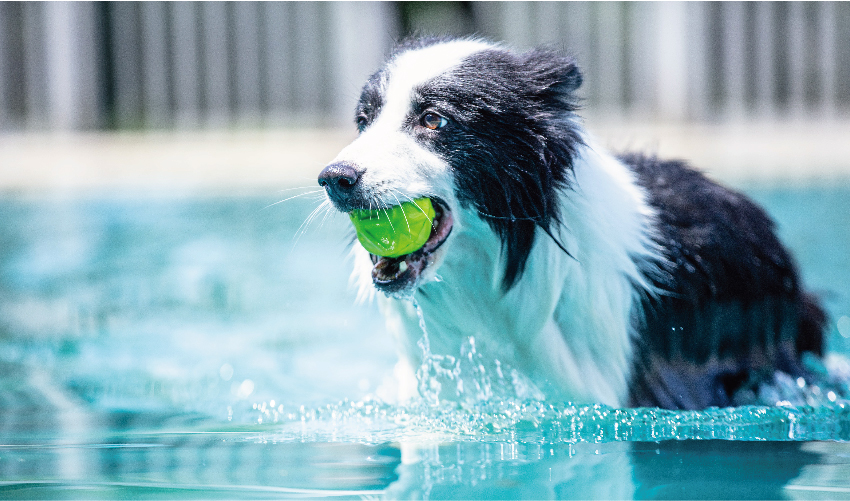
xmin=319 ymin=162 xmax=363 ymax=209
xmin=319 ymin=162 xmax=361 ymax=191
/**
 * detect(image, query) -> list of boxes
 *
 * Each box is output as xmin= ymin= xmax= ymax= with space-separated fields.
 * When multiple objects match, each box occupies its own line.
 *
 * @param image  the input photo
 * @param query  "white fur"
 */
xmin=337 ymin=41 xmax=664 ymax=406
xmin=373 ymin=139 xmax=661 ymax=406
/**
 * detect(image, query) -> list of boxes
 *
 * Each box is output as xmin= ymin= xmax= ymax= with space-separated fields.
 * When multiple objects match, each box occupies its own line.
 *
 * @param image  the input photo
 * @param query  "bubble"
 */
xmin=219 ymin=363 xmax=234 ymax=381
xmin=837 ymin=316 xmax=850 ymax=338
xmin=237 ymin=379 xmax=254 ymax=399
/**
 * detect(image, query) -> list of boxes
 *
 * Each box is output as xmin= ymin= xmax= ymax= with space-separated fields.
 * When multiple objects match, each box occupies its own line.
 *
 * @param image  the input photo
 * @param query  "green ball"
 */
xmin=349 ymin=198 xmax=436 ymax=257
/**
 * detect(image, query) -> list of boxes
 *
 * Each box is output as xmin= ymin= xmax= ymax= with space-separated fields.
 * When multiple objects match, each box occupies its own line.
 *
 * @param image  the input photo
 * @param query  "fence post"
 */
xmin=171 ymin=2 xmax=201 ymax=128
xmin=140 ymin=1 xmax=171 ymax=129
xmin=201 ymin=1 xmax=232 ymax=127
xmin=721 ymin=1 xmax=747 ymax=119
xmin=233 ymin=1 xmax=263 ymax=126
xmin=656 ymin=2 xmax=689 ymax=121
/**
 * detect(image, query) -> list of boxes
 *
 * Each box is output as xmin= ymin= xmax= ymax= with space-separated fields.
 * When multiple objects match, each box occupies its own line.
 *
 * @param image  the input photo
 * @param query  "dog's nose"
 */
xmin=318 ymin=162 xmax=361 ymax=195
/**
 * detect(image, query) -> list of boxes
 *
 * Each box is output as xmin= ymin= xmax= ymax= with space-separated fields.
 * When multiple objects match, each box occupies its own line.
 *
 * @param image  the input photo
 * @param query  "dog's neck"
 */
xmin=367 ymin=140 xmax=661 ymax=405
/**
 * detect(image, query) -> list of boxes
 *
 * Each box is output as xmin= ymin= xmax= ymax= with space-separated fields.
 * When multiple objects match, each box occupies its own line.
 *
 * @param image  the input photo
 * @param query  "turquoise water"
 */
xmin=1 ymin=184 xmax=849 ymax=499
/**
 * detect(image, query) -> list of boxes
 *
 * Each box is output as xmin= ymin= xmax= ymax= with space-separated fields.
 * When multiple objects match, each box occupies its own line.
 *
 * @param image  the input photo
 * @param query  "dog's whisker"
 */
xmin=393 ymin=188 xmax=434 ymax=227
xmin=262 ymin=190 xmax=325 ymax=210
xmin=278 ymin=196 xmax=331 ymax=258
xmin=371 ymin=194 xmax=396 ymax=233
xmin=275 ymin=185 xmax=323 ymax=194
xmin=317 ymin=202 xmax=335 ymax=230
xmin=388 ymin=191 xmax=412 ymax=232
xmin=291 ymin=199 xmax=333 ymax=251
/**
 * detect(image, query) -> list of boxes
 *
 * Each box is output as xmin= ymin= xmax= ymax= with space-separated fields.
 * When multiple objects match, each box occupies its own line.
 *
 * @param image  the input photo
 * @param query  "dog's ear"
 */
xmin=522 ymin=48 xmax=583 ymax=103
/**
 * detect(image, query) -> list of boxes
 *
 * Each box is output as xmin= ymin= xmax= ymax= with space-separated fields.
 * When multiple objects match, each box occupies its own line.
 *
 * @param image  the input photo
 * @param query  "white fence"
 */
xmin=1 ymin=1 xmax=848 ymax=131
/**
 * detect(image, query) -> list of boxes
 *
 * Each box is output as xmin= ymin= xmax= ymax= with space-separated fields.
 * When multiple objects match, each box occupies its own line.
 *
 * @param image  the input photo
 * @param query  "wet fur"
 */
xmin=322 ymin=37 xmax=826 ymax=409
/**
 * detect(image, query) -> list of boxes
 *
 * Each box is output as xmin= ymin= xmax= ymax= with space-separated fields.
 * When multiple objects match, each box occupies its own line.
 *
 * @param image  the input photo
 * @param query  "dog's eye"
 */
xmin=420 ymin=112 xmax=448 ymax=130
xmin=356 ymin=114 xmax=369 ymax=131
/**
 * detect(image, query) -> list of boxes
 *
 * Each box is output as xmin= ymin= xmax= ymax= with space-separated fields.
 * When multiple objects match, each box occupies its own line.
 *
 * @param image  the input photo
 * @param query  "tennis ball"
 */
xmin=349 ymin=198 xmax=436 ymax=258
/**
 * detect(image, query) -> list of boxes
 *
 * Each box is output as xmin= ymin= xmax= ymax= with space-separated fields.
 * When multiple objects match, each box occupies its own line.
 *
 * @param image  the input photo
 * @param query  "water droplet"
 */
xmin=837 ymin=316 xmax=850 ymax=338
xmin=237 ymin=379 xmax=254 ymax=399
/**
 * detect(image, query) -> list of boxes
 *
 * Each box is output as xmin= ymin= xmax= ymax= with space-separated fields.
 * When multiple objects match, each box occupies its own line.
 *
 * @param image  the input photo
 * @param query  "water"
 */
xmin=1 ymin=185 xmax=850 ymax=498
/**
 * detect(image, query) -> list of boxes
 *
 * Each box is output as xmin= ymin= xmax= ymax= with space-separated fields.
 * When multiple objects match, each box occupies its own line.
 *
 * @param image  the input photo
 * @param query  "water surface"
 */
xmin=1 ymin=185 xmax=849 ymax=498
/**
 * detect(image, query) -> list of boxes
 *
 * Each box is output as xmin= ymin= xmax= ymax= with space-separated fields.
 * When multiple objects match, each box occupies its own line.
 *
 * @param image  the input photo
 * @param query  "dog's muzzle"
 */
xmin=318 ymin=161 xmax=363 ymax=211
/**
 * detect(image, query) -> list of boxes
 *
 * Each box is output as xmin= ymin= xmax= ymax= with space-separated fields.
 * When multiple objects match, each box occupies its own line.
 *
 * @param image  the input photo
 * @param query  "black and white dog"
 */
xmin=318 ymin=37 xmax=826 ymax=410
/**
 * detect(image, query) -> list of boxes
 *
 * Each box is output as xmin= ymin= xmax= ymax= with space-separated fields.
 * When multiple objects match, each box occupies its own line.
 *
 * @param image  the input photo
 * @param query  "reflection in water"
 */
xmin=2 ymin=426 xmax=838 ymax=500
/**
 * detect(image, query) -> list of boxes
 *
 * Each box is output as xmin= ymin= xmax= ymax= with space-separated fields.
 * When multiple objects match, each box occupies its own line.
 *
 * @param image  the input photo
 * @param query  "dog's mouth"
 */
xmin=369 ymin=199 xmax=453 ymax=294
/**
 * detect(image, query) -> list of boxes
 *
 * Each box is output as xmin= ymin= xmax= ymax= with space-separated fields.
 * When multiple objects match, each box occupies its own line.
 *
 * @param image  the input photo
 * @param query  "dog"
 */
xmin=318 ymin=37 xmax=826 ymax=410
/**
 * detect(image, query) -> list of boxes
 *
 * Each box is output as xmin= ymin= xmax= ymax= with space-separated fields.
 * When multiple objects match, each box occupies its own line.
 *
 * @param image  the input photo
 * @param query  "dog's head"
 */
xmin=319 ymin=37 xmax=584 ymax=296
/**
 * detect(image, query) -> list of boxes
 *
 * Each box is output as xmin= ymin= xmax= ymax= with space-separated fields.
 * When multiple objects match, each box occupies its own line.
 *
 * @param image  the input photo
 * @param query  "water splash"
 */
xmin=247 ymin=396 xmax=850 ymax=445
xmin=410 ymin=299 xmax=544 ymax=407
xmin=248 ymin=351 xmax=850 ymax=444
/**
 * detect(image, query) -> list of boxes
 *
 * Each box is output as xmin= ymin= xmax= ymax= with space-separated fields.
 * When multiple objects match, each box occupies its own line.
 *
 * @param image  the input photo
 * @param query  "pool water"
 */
xmin=1 ymin=184 xmax=849 ymax=499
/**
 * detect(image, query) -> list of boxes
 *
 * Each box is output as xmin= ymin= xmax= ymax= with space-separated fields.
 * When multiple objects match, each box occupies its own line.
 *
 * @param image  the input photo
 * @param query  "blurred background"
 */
xmin=3 ymin=1 xmax=850 ymax=129
xmin=2 ymin=1 xmax=850 ymax=189
xmin=1 ymin=4 xmax=850 ymax=491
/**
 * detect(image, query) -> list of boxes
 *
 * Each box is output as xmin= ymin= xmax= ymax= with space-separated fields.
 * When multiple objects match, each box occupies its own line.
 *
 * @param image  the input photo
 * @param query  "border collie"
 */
xmin=318 ymin=37 xmax=826 ymax=410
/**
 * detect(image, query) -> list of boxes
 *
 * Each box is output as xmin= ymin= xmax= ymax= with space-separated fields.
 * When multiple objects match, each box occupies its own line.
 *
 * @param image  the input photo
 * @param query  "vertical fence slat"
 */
xmin=685 ymin=2 xmax=709 ymax=120
xmin=838 ymin=3 xmax=850 ymax=112
xmin=754 ymin=2 xmax=776 ymax=118
xmin=627 ymin=2 xmax=657 ymax=117
xmin=291 ymin=1 xmax=325 ymax=123
xmin=233 ymin=1 xmax=262 ymax=125
xmin=787 ymin=1 xmax=807 ymax=116
xmin=22 ymin=2 xmax=47 ymax=128
xmin=656 ymin=2 xmax=688 ymax=121
xmin=817 ymin=2 xmax=837 ymax=118
xmin=263 ymin=2 xmax=292 ymax=124
xmin=171 ymin=1 xmax=200 ymax=127
xmin=201 ymin=1 xmax=231 ymax=126
xmin=44 ymin=2 xmax=79 ymax=129
xmin=596 ymin=2 xmax=624 ymax=116
xmin=0 ymin=2 xmax=17 ymax=129
xmin=0 ymin=3 xmax=8 ymax=128
xmin=74 ymin=2 xmax=102 ymax=129
xmin=140 ymin=1 xmax=171 ymax=128
xmin=0 ymin=2 xmax=30 ymax=128
xmin=722 ymin=1 xmax=747 ymax=118
xmin=110 ymin=2 xmax=142 ymax=128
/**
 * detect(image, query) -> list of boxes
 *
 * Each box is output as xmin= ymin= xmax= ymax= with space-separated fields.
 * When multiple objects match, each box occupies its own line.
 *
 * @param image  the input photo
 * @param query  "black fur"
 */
xmin=353 ymin=38 xmax=826 ymax=409
xmin=358 ymin=39 xmax=585 ymax=288
xmin=623 ymin=154 xmax=826 ymax=408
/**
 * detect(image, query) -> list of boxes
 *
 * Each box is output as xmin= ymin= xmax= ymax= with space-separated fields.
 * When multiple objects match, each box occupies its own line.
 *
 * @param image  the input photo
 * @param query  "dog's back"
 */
xmin=622 ymin=153 xmax=826 ymax=408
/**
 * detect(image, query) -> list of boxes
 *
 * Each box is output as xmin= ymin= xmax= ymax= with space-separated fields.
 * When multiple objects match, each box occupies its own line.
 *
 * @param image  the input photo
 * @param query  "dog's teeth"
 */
xmin=398 ymin=261 xmax=408 ymax=273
